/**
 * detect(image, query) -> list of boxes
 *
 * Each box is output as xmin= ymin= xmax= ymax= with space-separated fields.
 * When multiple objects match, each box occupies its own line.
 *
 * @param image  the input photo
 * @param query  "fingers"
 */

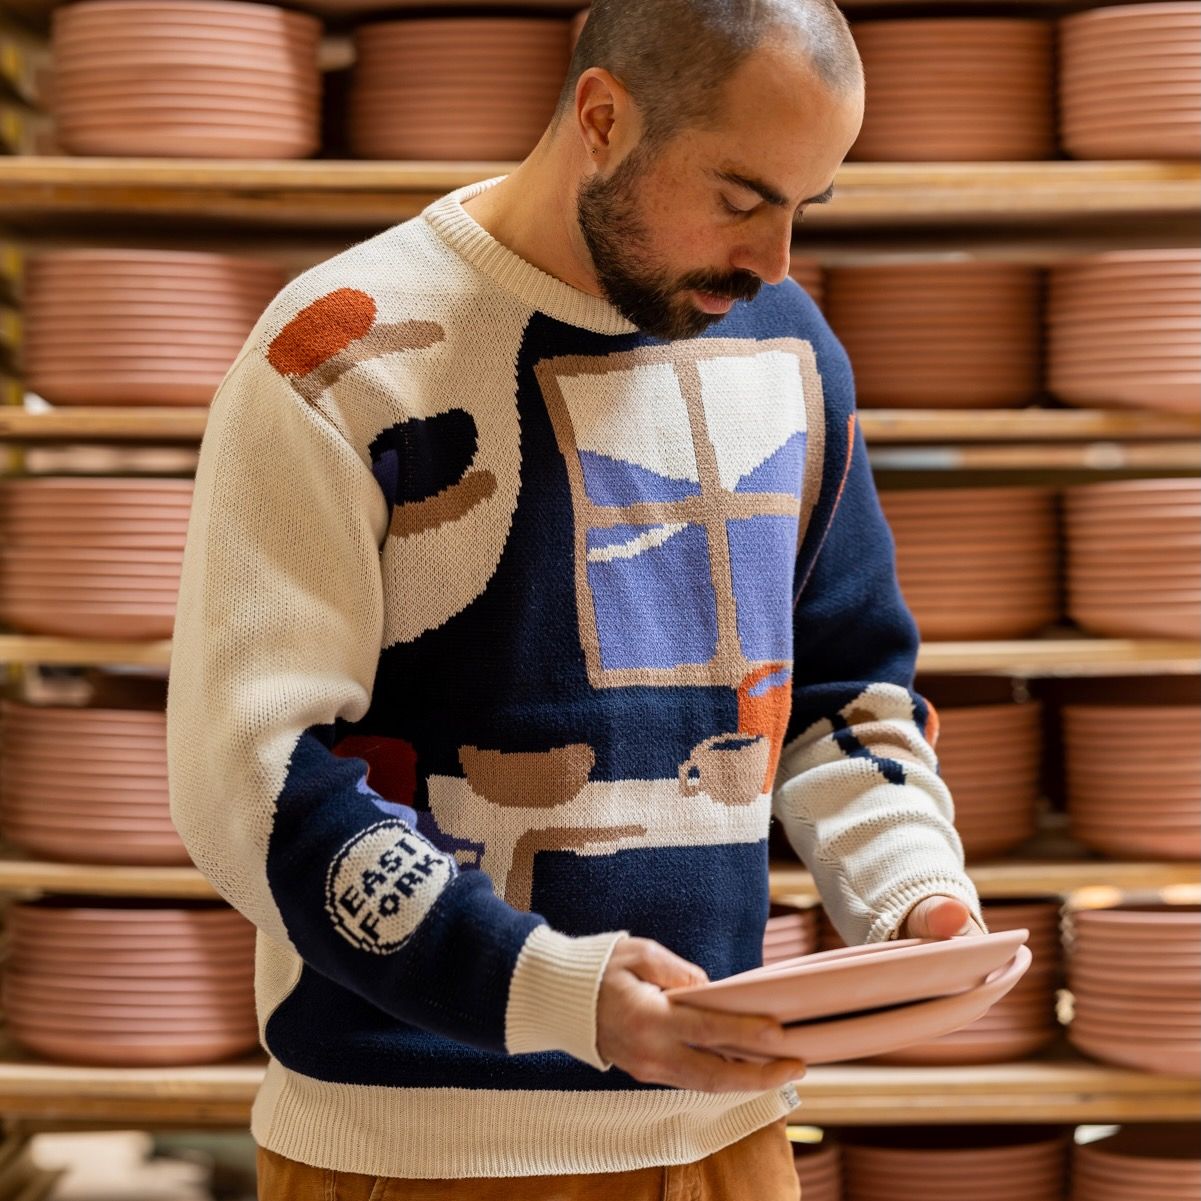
xmin=671 ymin=1002 xmax=790 ymax=1059
xmin=624 ymin=937 xmax=710 ymax=990
xmin=652 ymin=1042 xmax=806 ymax=1093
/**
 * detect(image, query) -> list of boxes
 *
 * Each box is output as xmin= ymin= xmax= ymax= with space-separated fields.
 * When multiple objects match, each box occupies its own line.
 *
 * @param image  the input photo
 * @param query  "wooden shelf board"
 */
xmin=0 ymin=846 xmax=1194 ymax=903
xmin=916 ymin=637 xmax=1201 ymax=677
xmin=770 ymin=856 xmax=1201 ymax=904
xmin=1 ymin=407 xmax=1198 ymax=447
xmin=0 ymin=634 xmax=172 ymax=666
xmin=0 ymin=849 xmax=218 ymax=899
xmin=869 ymin=441 xmax=1201 ymax=473
xmin=0 ymin=160 xmax=1197 ymax=232
xmin=0 ymin=1038 xmax=1194 ymax=1126
xmin=0 ymin=634 xmax=1195 ymax=675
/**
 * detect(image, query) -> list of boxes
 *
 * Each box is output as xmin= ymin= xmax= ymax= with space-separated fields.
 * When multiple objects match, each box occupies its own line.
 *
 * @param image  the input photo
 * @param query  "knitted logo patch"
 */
xmin=325 ymin=820 xmax=457 ymax=954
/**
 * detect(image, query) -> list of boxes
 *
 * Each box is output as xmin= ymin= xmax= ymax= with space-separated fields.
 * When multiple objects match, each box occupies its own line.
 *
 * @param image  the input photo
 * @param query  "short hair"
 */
xmin=553 ymin=0 xmax=862 ymax=147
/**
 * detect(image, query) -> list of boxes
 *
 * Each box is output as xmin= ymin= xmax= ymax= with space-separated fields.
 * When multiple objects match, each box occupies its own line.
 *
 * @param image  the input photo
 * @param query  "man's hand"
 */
xmin=902 ymin=894 xmax=986 ymax=940
xmin=595 ymin=936 xmax=807 ymax=1093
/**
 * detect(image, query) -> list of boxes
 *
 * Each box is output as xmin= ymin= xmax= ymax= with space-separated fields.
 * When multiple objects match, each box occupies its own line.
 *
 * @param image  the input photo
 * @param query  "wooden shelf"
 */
xmin=0 ymin=633 xmax=1196 ymax=675
xmin=2 ymin=406 xmax=1198 ymax=447
xmin=0 ymin=850 xmax=216 ymax=899
xmin=770 ymin=857 xmax=1201 ymax=905
xmin=0 ymin=634 xmax=171 ymax=667
xmin=0 ymin=1039 xmax=1194 ymax=1128
xmin=916 ymin=636 xmax=1201 ymax=677
xmin=0 ymin=159 xmax=1197 ymax=232
xmin=1 ymin=845 xmax=1195 ymax=903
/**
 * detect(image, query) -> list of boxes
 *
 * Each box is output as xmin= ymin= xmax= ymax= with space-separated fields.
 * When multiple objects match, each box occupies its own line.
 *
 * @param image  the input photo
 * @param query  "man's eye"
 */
xmin=720 ymin=195 xmax=753 ymax=217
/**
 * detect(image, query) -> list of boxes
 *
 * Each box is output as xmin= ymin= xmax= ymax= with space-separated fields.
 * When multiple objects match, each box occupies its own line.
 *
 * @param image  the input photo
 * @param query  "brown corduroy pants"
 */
xmin=256 ymin=1116 xmax=801 ymax=1200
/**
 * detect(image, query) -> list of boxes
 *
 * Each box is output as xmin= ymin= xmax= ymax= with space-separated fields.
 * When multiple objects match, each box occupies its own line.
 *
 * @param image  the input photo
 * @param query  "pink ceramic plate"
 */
xmin=7 ymin=1027 xmax=259 ymax=1067
xmin=668 ymin=929 xmax=1027 ymax=1022
xmin=707 ymin=946 xmax=1031 ymax=1065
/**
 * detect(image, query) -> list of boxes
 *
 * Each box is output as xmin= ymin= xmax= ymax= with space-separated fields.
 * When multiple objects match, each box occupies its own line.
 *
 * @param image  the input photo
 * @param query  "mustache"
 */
xmin=678 ymin=270 xmax=762 ymax=303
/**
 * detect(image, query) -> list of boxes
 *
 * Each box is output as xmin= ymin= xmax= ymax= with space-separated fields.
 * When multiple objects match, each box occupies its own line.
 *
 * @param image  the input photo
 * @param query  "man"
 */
xmin=167 ymin=0 xmax=986 ymax=1196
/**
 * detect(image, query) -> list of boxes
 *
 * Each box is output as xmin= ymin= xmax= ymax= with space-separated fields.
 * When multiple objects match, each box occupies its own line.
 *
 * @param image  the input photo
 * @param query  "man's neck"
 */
xmin=460 ymin=144 xmax=605 ymax=301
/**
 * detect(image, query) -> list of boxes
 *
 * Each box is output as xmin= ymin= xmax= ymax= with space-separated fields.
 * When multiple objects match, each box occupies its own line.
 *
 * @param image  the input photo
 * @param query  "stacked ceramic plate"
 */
xmin=825 ymin=264 xmax=1041 ymax=408
xmin=0 ymin=700 xmax=187 ymax=866
xmin=1065 ymin=903 xmax=1201 ymax=1076
xmin=667 ymin=928 xmax=1031 ymax=1065
xmin=869 ymin=899 xmax=1062 ymax=1065
xmin=788 ymin=256 xmax=824 ymax=310
xmin=762 ymin=903 xmax=818 ymax=967
xmin=0 ymin=476 xmax=191 ymax=639
xmin=48 ymin=0 xmax=322 ymax=158
xmin=1072 ymin=1123 xmax=1201 ymax=1200
xmin=1059 ymin=2 xmax=1201 ymax=160
xmin=1 ymin=897 xmax=258 ymax=1066
xmin=793 ymin=1137 xmax=841 ymax=1201
xmin=1063 ymin=478 xmax=1201 ymax=639
xmin=349 ymin=16 xmax=572 ymax=161
xmin=849 ymin=18 xmax=1055 ymax=161
xmin=839 ymin=1126 xmax=1070 ymax=1201
xmin=1048 ymin=250 xmax=1201 ymax=413
xmin=22 ymin=248 xmax=284 ymax=407
xmin=880 ymin=486 xmax=1060 ymax=640
xmin=933 ymin=702 xmax=1043 ymax=860
xmin=1062 ymin=702 xmax=1201 ymax=860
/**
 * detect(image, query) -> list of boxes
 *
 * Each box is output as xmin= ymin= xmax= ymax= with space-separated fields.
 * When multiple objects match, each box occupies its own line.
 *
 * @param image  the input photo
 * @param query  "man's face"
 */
xmin=576 ymin=42 xmax=863 ymax=341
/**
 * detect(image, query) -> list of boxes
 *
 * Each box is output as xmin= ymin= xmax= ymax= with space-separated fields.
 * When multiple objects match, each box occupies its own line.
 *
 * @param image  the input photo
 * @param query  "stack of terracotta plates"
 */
xmin=880 ymin=486 xmax=1060 ymax=640
xmin=1065 ymin=903 xmax=1201 ymax=1076
xmin=0 ymin=476 xmax=191 ymax=639
xmin=0 ymin=700 xmax=187 ymax=866
xmin=762 ymin=903 xmax=819 ymax=967
xmin=840 ymin=1126 xmax=1070 ymax=1200
xmin=1 ymin=898 xmax=258 ymax=1066
xmin=349 ymin=17 xmax=572 ymax=161
xmin=1048 ymin=250 xmax=1201 ymax=413
xmin=1072 ymin=1123 xmax=1201 ymax=1200
xmin=869 ymin=899 xmax=1062 ymax=1065
xmin=1062 ymin=702 xmax=1201 ymax=859
xmin=825 ymin=264 xmax=1041 ymax=408
xmin=793 ymin=1137 xmax=841 ymax=1201
xmin=49 ymin=0 xmax=322 ymax=158
xmin=788 ymin=256 xmax=824 ymax=310
xmin=22 ymin=248 xmax=284 ymax=407
xmin=849 ymin=19 xmax=1055 ymax=161
xmin=1059 ymin=2 xmax=1201 ymax=160
xmin=1063 ymin=478 xmax=1201 ymax=639
xmin=934 ymin=702 xmax=1043 ymax=860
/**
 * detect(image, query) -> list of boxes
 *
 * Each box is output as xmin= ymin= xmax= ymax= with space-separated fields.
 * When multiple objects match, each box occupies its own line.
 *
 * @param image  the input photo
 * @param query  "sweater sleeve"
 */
xmin=166 ymin=343 xmax=626 ymax=1070
xmin=771 ymin=333 xmax=986 ymax=948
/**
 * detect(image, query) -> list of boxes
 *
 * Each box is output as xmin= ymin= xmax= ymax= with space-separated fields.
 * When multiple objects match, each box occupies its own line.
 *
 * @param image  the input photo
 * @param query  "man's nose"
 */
xmin=730 ymin=224 xmax=794 ymax=287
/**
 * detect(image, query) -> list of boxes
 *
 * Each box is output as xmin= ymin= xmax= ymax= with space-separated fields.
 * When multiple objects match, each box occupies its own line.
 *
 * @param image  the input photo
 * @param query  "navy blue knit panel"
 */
xmin=262 ymin=840 xmax=768 ymax=1091
xmin=783 ymin=320 xmax=929 ymax=746
xmin=264 ymin=724 xmax=544 ymax=1053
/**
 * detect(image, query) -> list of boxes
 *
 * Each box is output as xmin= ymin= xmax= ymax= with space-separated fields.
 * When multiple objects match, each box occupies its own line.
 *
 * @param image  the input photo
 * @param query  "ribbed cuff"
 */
xmin=505 ymin=925 xmax=630 ymax=1070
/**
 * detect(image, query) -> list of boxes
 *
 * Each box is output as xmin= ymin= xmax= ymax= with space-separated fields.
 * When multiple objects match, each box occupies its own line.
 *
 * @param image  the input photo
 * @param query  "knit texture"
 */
xmin=166 ymin=175 xmax=985 ymax=1179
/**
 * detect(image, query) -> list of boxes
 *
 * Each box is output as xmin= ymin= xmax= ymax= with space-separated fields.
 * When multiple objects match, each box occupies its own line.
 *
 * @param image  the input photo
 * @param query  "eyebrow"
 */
xmin=713 ymin=169 xmax=836 ymax=210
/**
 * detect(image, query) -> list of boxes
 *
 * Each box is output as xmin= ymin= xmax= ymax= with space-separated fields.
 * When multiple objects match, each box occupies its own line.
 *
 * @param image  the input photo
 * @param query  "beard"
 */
xmin=576 ymin=146 xmax=762 ymax=341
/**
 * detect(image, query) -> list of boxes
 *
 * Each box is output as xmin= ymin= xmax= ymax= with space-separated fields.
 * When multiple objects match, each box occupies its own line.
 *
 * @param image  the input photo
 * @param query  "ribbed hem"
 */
xmin=421 ymin=176 xmax=640 ymax=336
xmin=251 ymin=1058 xmax=798 ymax=1178
xmin=505 ymin=925 xmax=630 ymax=1069
xmin=872 ymin=878 xmax=989 ymax=945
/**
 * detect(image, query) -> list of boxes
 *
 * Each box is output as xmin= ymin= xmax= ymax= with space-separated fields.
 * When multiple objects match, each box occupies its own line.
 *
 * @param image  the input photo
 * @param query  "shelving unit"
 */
xmin=0 ymin=5 xmax=1198 ymax=1160
xmin=0 ymin=1036 xmax=1196 ymax=1133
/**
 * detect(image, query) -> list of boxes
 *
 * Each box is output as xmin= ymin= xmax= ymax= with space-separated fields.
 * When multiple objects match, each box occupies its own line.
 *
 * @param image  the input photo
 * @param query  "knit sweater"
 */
xmin=166 ymin=174 xmax=985 ymax=1180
